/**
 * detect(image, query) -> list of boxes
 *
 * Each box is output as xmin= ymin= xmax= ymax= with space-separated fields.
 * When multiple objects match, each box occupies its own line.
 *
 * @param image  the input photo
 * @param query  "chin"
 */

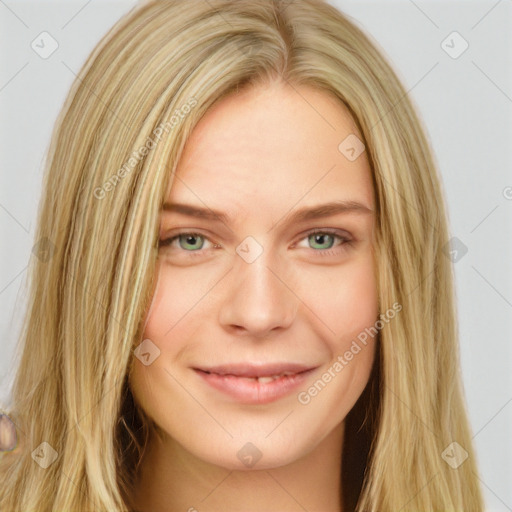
xmin=180 ymin=432 xmax=311 ymax=472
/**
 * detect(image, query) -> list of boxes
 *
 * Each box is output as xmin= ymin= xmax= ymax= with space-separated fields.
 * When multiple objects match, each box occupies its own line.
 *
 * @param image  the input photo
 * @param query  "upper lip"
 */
xmin=193 ymin=363 xmax=317 ymax=378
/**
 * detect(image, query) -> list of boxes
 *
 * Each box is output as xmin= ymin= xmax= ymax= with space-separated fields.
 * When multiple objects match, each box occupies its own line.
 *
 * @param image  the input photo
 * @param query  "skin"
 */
xmin=130 ymin=81 xmax=378 ymax=512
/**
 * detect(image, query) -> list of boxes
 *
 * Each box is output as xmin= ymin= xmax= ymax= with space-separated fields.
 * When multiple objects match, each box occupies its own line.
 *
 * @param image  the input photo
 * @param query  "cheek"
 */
xmin=130 ymin=265 xmax=202 ymax=408
xmin=334 ymin=254 xmax=378 ymax=374
xmin=140 ymin=261 xmax=214 ymax=346
xmin=302 ymin=254 xmax=378 ymax=402
xmin=336 ymin=255 xmax=379 ymax=340
xmin=296 ymin=251 xmax=378 ymax=347
xmin=295 ymin=310 xmax=377 ymax=434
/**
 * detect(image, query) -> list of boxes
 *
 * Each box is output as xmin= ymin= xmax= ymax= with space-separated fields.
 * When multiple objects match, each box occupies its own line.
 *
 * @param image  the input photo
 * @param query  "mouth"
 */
xmin=192 ymin=363 xmax=318 ymax=404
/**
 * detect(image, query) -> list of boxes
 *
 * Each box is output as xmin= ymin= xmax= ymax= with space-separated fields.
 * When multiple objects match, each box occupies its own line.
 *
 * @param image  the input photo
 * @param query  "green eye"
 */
xmin=308 ymin=232 xmax=337 ymax=250
xmin=159 ymin=229 xmax=353 ymax=260
xmin=175 ymin=233 xmax=205 ymax=251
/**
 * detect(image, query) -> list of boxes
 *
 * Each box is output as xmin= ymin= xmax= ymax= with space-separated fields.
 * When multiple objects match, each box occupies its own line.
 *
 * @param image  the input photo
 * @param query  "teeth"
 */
xmin=233 ymin=375 xmax=286 ymax=383
xmin=256 ymin=373 xmax=295 ymax=383
xmin=257 ymin=376 xmax=276 ymax=384
xmin=214 ymin=372 xmax=297 ymax=381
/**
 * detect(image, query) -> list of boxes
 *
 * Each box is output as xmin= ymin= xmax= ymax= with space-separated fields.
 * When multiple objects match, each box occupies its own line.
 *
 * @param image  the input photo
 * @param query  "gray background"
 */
xmin=1 ymin=0 xmax=511 ymax=509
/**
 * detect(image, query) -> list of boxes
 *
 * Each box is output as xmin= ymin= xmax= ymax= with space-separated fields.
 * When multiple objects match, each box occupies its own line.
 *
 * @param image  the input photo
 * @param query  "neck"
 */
xmin=131 ymin=423 xmax=345 ymax=512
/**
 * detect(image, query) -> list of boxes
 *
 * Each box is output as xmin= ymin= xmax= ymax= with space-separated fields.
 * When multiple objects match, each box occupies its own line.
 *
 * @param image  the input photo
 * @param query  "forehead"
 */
xmin=165 ymin=83 xmax=374 ymax=221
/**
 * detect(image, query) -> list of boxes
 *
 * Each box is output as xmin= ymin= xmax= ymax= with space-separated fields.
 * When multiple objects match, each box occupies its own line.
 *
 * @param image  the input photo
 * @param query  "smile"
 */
xmin=193 ymin=363 xmax=318 ymax=405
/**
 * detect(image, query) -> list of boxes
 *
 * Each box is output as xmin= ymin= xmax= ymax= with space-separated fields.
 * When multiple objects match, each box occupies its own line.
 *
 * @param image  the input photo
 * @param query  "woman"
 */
xmin=0 ymin=0 xmax=484 ymax=510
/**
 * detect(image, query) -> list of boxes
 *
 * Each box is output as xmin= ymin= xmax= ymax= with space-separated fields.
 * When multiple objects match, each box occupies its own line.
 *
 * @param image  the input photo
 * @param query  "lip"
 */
xmin=193 ymin=363 xmax=318 ymax=404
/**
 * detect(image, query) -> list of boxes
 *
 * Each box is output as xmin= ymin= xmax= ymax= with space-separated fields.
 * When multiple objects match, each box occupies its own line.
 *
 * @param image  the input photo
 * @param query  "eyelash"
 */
xmin=158 ymin=228 xmax=353 ymax=260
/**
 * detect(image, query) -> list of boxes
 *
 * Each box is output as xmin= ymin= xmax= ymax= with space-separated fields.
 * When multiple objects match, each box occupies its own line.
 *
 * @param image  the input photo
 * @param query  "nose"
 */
xmin=217 ymin=247 xmax=298 ymax=338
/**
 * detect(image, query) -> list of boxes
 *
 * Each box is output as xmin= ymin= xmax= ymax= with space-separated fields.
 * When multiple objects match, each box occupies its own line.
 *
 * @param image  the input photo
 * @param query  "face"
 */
xmin=130 ymin=81 xmax=378 ymax=470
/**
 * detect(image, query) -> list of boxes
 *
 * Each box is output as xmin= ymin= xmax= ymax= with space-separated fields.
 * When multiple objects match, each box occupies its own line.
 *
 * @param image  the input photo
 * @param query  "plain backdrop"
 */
xmin=1 ymin=0 xmax=511 ymax=510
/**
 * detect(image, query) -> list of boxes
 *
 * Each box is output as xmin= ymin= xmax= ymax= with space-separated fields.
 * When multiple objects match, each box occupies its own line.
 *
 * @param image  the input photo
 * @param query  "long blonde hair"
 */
xmin=0 ymin=0 xmax=484 ymax=510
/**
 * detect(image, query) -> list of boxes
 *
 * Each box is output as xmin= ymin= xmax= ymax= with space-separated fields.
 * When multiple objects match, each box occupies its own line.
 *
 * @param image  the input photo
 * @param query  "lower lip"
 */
xmin=194 ymin=368 xmax=317 ymax=405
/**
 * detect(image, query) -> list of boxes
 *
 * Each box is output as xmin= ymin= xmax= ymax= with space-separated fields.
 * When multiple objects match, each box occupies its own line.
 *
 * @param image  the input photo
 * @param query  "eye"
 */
xmin=294 ymin=228 xmax=353 ymax=257
xmin=159 ymin=233 xmax=213 ymax=255
xmin=158 ymin=228 xmax=353 ymax=260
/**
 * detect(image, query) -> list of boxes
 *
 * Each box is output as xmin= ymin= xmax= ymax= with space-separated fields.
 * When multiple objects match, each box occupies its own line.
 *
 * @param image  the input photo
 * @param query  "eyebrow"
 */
xmin=162 ymin=200 xmax=373 ymax=226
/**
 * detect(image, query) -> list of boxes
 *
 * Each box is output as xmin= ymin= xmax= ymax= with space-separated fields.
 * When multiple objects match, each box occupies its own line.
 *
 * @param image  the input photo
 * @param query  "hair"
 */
xmin=0 ymin=0 xmax=484 ymax=510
